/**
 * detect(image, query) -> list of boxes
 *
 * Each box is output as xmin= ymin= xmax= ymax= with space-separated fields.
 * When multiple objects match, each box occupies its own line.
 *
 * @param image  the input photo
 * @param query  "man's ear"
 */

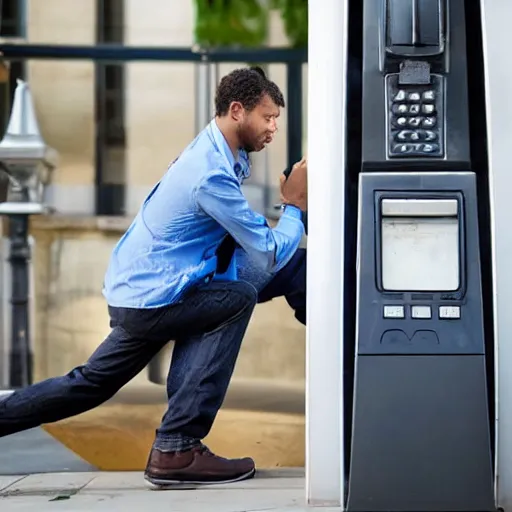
xmin=229 ymin=101 xmax=244 ymax=121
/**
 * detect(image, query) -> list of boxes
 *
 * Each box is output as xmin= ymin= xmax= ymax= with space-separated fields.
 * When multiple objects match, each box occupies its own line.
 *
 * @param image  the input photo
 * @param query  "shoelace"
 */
xmin=198 ymin=444 xmax=216 ymax=457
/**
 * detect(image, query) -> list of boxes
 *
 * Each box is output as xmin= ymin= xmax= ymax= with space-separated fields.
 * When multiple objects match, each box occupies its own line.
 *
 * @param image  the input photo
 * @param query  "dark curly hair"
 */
xmin=214 ymin=66 xmax=285 ymax=116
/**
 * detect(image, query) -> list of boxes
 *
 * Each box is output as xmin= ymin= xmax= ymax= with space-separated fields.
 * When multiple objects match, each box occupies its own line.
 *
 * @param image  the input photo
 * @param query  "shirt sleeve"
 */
xmin=195 ymin=169 xmax=304 ymax=273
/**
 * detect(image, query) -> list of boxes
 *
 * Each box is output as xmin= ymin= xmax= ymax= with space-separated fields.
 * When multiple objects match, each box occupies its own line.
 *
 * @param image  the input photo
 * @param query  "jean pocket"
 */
xmin=116 ymin=307 xmax=168 ymax=340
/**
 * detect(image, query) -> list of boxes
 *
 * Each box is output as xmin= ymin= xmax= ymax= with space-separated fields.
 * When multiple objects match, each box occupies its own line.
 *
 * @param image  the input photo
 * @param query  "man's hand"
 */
xmin=280 ymin=156 xmax=307 ymax=211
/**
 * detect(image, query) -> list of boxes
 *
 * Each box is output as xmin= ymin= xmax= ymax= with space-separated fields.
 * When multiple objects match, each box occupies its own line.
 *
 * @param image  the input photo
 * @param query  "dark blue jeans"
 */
xmin=0 ymin=248 xmax=306 ymax=451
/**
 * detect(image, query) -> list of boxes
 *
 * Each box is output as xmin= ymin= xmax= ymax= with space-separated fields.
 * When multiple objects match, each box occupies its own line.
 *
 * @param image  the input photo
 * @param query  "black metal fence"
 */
xmin=0 ymin=43 xmax=307 ymax=216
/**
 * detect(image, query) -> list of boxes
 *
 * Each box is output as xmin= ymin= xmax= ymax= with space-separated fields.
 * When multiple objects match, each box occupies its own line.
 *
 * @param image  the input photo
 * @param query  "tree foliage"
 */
xmin=193 ymin=0 xmax=308 ymax=48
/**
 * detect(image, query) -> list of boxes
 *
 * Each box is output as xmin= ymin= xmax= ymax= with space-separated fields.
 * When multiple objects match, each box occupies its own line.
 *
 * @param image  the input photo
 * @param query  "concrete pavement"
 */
xmin=0 ymin=468 xmax=341 ymax=511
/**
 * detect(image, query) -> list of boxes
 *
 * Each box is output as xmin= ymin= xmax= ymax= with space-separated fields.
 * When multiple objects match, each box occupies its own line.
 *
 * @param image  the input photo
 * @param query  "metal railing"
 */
xmin=0 ymin=43 xmax=307 ymax=217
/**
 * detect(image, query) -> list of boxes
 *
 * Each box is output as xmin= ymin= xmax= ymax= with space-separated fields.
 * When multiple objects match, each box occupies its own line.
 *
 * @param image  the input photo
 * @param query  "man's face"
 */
xmin=236 ymin=94 xmax=280 ymax=153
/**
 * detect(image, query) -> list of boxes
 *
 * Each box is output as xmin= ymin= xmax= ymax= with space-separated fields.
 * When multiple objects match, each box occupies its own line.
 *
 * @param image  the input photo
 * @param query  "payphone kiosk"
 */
xmin=345 ymin=1 xmax=496 ymax=510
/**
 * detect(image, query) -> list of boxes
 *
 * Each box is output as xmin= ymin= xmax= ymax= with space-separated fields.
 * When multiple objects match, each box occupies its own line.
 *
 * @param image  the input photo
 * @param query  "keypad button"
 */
xmin=412 ymin=306 xmax=432 ymax=319
xmin=426 ymin=143 xmax=440 ymax=153
xmin=408 ymin=117 xmax=422 ymax=127
xmin=394 ymin=90 xmax=407 ymax=102
xmin=396 ymin=130 xmax=419 ymax=142
xmin=422 ymin=117 xmax=437 ymax=128
xmin=422 ymin=104 xmax=435 ymax=115
xmin=439 ymin=306 xmax=460 ymax=319
xmin=393 ymin=143 xmax=412 ymax=154
xmin=409 ymin=104 xmax=421 ymax=115
xmin=423 ymin=130 xmax=437 ymax=141
xmin=423 ymin=90 xmax=435 ymax=101
xmin=393 ymin=104 xmax=409 ymax=115
xmin=384 ymin=305 xmax=405 ymax=319
xmin=396 ymin=117 xmax=408 ymax=127
xmin=408 ymin=92 xmax=421 ymax=101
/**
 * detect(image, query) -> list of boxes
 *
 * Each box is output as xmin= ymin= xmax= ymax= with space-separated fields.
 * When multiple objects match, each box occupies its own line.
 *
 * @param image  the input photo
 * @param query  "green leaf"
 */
xmin=192 ymin=0 xmax=307 ymax=49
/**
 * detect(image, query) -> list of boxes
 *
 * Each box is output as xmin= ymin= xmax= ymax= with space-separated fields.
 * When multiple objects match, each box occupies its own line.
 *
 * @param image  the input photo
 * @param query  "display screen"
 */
xmin=381 ymin=216 xmax=459 ymax=292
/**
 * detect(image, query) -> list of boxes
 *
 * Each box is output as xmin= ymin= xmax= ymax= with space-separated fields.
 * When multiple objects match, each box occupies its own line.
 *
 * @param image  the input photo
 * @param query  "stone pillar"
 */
xmin=26 ymin=0 xmax=96 ymax=215
xmin=124 ymin=0 xmax=195 ymax=216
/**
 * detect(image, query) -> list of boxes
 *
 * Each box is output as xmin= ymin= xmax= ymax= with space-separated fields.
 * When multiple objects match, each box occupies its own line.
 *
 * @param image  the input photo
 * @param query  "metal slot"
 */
xmin=381 ymin=198 xmax=458 ymax=217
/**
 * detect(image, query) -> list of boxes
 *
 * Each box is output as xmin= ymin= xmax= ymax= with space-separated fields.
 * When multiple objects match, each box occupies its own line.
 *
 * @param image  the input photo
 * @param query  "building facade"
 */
xmin=0 ymin=0 xmax=307 ymax=392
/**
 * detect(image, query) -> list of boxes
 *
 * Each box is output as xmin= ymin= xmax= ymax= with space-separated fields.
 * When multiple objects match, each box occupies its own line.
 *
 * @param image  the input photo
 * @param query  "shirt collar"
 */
xmin=209 ymin=119 xmax=250 ymax=182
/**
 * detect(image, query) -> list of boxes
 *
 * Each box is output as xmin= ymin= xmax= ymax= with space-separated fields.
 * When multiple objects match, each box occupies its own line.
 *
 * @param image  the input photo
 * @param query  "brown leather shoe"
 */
xmin=144 ymin=445 xmax=256 ymax=487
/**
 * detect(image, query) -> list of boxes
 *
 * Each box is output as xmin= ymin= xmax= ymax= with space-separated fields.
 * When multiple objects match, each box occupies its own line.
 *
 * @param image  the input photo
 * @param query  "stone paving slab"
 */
xmin=1 ymin=472 xmax=96 ymax=497
xmin=0 ymin=469 xmax=342 ymax=511
xmin=0 ymin=476 xmax=26 ymax=492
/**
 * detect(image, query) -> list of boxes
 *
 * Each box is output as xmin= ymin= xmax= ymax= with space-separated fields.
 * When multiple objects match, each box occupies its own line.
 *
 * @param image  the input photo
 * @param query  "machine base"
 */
xmin=346 ymin=355 xmax=495 ymax=512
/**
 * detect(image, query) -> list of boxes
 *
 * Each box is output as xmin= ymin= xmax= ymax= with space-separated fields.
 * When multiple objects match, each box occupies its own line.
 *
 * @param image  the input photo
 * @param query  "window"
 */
xmin=95 ymin=0 xmax=126 ymax=215
xmin=0 ymin=0 xmax=26 ymax=137
xmin=0 ymin=0 xmax=24 ymax=38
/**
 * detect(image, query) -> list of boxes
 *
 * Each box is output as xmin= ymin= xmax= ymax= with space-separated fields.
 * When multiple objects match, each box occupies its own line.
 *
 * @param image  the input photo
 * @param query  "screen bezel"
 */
xmin=374 ymin=190 xmax=466 ymax=298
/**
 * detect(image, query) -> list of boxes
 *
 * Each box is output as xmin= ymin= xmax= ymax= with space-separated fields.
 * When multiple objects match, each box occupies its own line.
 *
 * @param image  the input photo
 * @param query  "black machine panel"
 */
xmin=346 ymin=173 xmax=495 ymax=511
xmin=355 ymin=173 xmax=485 ymax=356
xmin=362 ymin=0 xmax=471 ymax=169
xmin=347 ymin=354 xmax=495 ymax=512
xmin=346 ymin=0 xmax=496 ymax=510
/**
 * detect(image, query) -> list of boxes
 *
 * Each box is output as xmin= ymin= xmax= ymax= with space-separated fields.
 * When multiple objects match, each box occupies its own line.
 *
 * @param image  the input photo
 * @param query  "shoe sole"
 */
xmin=144 ymin=468 xmax=256 ymax=489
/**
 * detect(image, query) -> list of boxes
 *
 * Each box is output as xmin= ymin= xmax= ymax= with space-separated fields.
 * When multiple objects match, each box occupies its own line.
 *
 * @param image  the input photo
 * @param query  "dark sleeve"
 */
xmin=282 ymin=166 xmax=308 ymax=235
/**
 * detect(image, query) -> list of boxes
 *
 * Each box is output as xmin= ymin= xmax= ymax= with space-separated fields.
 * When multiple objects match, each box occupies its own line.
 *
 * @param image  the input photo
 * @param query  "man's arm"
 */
xmin=195 ymin=170 xmax=304 ymax=273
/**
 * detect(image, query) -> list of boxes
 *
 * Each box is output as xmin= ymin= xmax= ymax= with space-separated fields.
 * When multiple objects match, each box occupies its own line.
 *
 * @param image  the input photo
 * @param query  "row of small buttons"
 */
xmin=394 ymin=90 xmax=436 ymax=102
xmin=396 ymin=129 xmax=437 ymax=142
xmin=392 ymin=103 xmax=435 ymax=115
xmin=394 ymin=116 xmax=437 ymax=128
xmin=383 ymin=305 xmax=461 ymax=320
xmin=393 ymin=143 xmax=440 ymax=154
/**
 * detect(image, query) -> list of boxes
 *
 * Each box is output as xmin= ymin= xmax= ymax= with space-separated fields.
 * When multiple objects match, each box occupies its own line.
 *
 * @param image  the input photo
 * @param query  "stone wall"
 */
xmin=28 ymin=216 xmax=305 ymax=385
xmin=26 ymin=0 xmax=96 ymax=214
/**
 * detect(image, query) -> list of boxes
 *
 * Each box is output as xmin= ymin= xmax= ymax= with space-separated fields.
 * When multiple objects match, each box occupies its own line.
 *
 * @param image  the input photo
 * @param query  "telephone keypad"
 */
xmin=387 ymin=74 xmax=444 ymax=158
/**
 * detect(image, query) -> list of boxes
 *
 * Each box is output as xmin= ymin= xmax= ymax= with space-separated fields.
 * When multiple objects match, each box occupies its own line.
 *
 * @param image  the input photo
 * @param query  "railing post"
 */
xmin=286 ymin=61 xmax=303 ymax=168
xmin=195 ymin=53 xmax=212 ymax=134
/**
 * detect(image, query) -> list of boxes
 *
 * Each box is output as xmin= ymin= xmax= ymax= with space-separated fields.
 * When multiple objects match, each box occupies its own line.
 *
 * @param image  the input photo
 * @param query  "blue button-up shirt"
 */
xmin=103 ymin=119 xmax=305 ymax=309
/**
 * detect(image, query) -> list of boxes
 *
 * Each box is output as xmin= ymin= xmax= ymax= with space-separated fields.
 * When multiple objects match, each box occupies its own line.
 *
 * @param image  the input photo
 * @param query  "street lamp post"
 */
xmin=0 ymin=79 xmax=57 ymax=388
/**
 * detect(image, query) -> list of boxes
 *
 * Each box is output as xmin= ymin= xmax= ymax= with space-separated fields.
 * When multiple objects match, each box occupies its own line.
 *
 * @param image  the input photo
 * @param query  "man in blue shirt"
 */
xmin=0 ymin=67 xmax=307 ymax=487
